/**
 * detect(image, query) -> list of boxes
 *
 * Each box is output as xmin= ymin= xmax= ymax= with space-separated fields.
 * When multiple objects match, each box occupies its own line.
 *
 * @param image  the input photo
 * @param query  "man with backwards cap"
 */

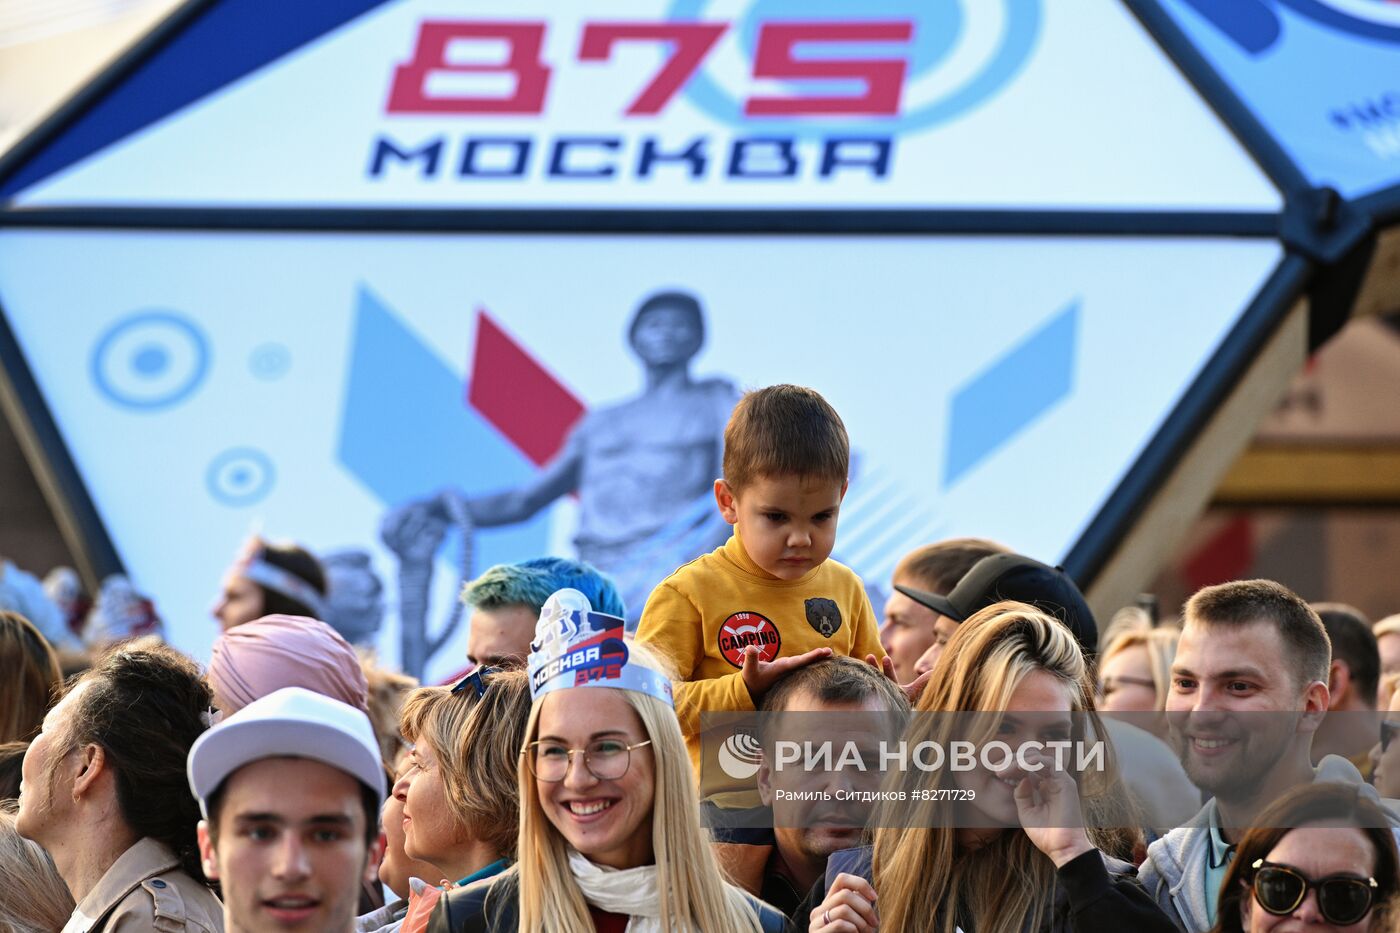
xmin=188 ymin=687 xmax=387 ymax=933
xmin=899 ymin=552 xmax=1101 ymax=677
xmin=899 ymin=552 xmax=1200 ymax=832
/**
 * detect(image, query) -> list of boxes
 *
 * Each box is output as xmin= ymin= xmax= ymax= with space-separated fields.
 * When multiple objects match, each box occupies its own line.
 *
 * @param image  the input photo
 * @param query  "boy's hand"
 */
xmin=865 ymin=654 xmax=931 ymax=706
xmin=741 ymin=645 xmax=833 ymax=704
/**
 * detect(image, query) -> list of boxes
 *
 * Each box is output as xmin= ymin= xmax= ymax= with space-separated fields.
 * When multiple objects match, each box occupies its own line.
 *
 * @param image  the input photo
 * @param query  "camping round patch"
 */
xmin=717 ymin=611 xmax=781 ymax=668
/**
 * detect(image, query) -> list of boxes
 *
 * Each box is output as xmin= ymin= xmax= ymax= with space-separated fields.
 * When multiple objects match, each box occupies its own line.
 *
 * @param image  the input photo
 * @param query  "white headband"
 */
xmin=242 ymin=557 xmax=328 ymax=619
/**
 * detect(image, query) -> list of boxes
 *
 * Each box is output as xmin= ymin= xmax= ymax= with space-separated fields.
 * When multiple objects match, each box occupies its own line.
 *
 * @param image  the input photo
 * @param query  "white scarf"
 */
xmin=566 ymin=849 xmax=698 ymax=933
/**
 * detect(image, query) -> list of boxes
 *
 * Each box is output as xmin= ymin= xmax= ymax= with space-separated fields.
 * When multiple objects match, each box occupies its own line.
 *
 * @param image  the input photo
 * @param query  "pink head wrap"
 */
xmin=209 ymin=614 xmax=369 ymax=716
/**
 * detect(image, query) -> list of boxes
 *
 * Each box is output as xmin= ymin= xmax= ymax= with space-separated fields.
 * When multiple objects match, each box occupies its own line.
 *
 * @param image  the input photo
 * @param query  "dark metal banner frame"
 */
xmin=0 ymin=0 xmax=1384 ymax=593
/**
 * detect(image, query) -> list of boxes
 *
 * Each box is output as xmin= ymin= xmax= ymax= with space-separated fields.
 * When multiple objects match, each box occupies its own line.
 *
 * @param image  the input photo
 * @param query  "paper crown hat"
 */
xmin=526 ymin=589 xmax=673 ymax=706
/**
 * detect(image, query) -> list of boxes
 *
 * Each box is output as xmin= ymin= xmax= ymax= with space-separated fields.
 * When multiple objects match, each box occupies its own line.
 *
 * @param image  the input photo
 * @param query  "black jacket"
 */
xmin=429 ymin=870 xmax=787 ymax=933
xmin=786 ymin=846 xmax=1179 ymax=933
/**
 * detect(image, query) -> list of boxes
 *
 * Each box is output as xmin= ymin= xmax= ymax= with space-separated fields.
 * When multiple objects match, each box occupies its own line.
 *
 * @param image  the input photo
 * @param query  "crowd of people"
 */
xmin=2 ymin=383 xmax=1400 ymax=933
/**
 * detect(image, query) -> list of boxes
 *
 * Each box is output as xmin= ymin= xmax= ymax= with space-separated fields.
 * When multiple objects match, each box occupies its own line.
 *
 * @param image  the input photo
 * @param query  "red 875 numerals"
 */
xmin=387 ymin=20 xmax=913 ymax=117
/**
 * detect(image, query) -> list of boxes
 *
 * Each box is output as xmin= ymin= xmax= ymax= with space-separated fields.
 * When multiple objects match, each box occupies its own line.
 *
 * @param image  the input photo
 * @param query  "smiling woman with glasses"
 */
xmin=525 ymin=737 xmax=654 ymax=783
xmin=427 ymin=591 xmax=783 ymax=933
xmin=1210 ymin=783 xmax=1400 ymax=933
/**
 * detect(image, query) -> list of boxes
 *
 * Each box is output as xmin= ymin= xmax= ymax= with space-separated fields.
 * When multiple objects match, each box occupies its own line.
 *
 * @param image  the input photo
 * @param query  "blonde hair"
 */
xmin=1379 ymin=670 xmax=1400 ymax=712
xmin=399 ymin=669 xmax=532 ymax=859
xmin=0 ymin=802 xmax=74 ymax=932
xmin=359 ymin=650 xmax=418 ymax=769
xmin=513 ymin=642 xmax=763 ymax=933
xmin=0 ymin=612 xmax=61 ymax=744
xmin=872 ymin=602 xmax=1128 ymax=933
xmin=1098 ymin=624 xmax=1181 ymax=712
xmin=1375 ymin=614 xmax=1400 ymax=640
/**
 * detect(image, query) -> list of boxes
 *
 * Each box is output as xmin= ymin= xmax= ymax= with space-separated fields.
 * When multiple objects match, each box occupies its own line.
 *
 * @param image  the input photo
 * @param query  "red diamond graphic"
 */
xmin=467 ymin=309 xmax=586 ymax=466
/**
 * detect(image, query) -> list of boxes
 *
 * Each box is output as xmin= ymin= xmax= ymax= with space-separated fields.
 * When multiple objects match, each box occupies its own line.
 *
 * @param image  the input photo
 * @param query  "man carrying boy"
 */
xmin=635 ymin=385 xmax=886 ymax=884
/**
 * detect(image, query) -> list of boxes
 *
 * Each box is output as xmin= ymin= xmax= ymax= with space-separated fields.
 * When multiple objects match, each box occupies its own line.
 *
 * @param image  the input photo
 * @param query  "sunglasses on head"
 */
xmin=1250 ymin=859 xmax=1378 ymax=925
xmin=451 ymin=666 xmax=500 ymax=698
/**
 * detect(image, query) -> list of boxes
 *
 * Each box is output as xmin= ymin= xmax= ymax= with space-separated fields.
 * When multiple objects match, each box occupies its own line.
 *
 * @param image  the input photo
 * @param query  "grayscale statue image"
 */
xmin=381 ymin=290 xmax=737 ymax=676
xmin=318 ymin=548 xmax=385 ymax=646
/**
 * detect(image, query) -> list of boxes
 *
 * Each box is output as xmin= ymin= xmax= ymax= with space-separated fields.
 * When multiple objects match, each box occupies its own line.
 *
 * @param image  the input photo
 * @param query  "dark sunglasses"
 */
xmin=1381 ymin=720 xmax=1400 ymax=753
xmin=1250 ymin=859 xmax=1378 ymax=925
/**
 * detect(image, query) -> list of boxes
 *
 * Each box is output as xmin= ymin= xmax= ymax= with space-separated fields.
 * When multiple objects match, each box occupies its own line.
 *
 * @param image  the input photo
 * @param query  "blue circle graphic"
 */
xmin=132 ymin=345 xmax=169 ymax=376
xmin=1276 ymin=0 xmax=1400 ymax=43
xmin=249 ymin=343 xmax=292 ymax=380
xmin=666 ymin=0 xmax=1041 ymax=137
xmin=206 ymin=447 xmax=276 ymax=507
xmin=90 ymin=311 xmax=210 ymax=411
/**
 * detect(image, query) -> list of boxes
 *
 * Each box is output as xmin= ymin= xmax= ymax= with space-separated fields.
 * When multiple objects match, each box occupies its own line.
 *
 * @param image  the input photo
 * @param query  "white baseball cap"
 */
xmin=187 ymin=686 xmax=385 ymax=818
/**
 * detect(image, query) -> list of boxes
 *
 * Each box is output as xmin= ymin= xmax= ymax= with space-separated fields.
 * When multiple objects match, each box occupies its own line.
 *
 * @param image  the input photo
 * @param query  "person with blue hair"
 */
xmin=460 ymin=558 xmax=623 ymax=670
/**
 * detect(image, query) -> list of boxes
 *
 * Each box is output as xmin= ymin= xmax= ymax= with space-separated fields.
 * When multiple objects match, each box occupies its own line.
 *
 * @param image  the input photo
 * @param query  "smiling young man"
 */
xmin=187 ymin=687 xmax=387 ymax=933
xmin=1139 ymin=579 xmax=1400 ymax=932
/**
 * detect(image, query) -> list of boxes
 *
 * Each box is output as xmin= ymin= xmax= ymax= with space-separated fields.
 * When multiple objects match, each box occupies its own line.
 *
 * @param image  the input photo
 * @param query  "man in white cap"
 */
xmin=188 ymin=687 xmax=386 ymax=933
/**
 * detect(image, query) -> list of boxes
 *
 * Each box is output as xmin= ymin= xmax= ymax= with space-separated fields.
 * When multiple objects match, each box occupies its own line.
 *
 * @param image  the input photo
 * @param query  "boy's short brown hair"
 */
xmin=722 ymin=385 xmax=849 ymax=491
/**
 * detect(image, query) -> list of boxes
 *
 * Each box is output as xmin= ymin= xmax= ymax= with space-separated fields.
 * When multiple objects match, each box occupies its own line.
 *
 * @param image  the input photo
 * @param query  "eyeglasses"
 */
xmin=1381 ymin=720 xmax=1400 ymax=753
xmin=1096 ymin=675 xmax=1156 ymax=695
xmin=1250 ymin=859 xmax=1378 ymax=925
xmin=524 ymin=738 xmax=653 ymax=783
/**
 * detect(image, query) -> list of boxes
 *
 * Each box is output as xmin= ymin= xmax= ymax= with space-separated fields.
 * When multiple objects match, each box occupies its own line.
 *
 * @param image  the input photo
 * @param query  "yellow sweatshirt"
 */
xmin=636 ymin=532 xmax=885 ymax=787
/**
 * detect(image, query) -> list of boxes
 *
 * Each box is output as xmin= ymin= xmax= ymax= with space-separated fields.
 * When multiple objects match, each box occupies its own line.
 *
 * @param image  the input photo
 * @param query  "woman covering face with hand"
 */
xmin=811 ymin=602 xmax=1176 ymax=933
xmin=1210 ymin=783 xmax=1399 ymax=933
xmin=428 ymin=590 xmax=784 ymax=933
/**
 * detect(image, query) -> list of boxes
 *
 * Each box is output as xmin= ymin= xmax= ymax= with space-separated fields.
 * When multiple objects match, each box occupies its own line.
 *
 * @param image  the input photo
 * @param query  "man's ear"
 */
xmin=1328 ymin=660 xmax=1350 ymax=705
xmin=71 ymin=744 xmax=106 ymax=800
xmin=1299 ymin=678 xmax=1332 ymax=734
xmin=714 ymin=479 xmax=739 ymax=525
xmin=756 ymin=755 xmax=774 ymax=807
xmin=840 ymin=478 xmax=849 ymax=501
xmin=363 ymin=833 xmax=387 ymax=887
xmin=1327 ymin=652 xmax=1349 ymax=706
xmin=197 ymin=820 xmax=220 ymax=881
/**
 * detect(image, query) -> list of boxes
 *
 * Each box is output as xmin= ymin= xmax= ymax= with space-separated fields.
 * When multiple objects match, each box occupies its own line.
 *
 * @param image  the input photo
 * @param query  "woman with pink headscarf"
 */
xmin=207 ymin=614 xmax=369 ymax=716
xmin=206 ymin=614 xmax=382 ymax=914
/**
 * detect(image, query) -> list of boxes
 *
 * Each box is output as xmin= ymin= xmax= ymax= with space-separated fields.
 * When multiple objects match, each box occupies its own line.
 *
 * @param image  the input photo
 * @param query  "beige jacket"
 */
xmin=60 ymin=837 xmax=223 ymax=933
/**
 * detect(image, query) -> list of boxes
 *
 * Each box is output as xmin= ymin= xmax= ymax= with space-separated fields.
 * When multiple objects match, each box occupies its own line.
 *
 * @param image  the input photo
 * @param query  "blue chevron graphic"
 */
xmin=942 ymin=299 xmax=1079 ymax=488
xmin=336 ymin=286 xmax=548 ymax=559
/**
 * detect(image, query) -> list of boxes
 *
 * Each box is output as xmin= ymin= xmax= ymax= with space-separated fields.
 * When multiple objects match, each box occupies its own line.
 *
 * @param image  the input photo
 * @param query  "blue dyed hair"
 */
xmin=460 ymin=557 xmax=625 ymax=619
